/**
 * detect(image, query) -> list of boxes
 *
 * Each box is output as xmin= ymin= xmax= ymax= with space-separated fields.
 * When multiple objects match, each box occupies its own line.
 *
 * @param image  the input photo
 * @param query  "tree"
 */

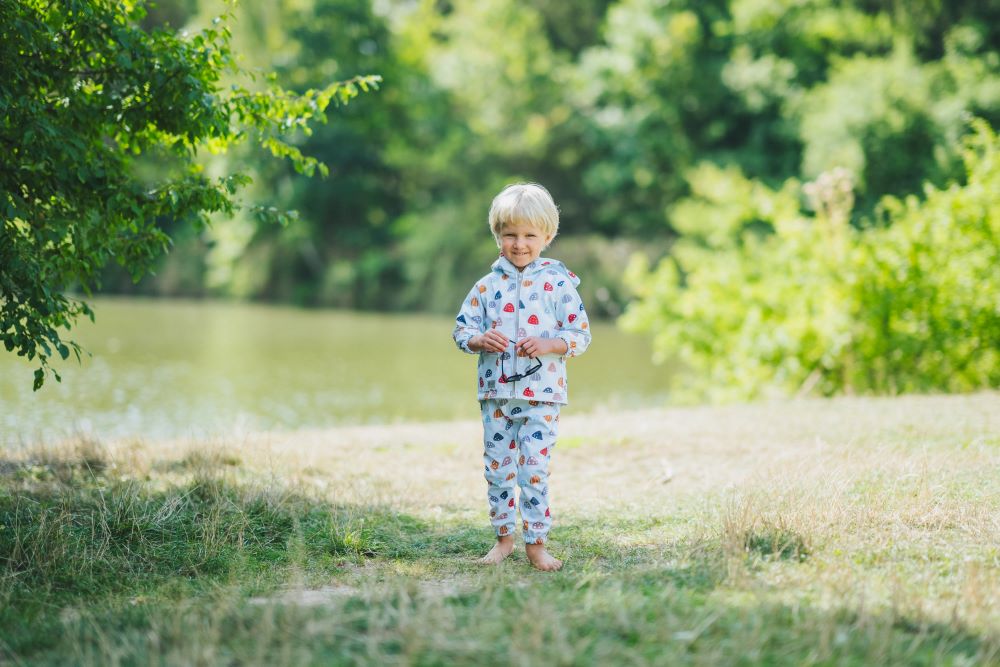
xmin=0 ymin=0 xmax=378 ymax=388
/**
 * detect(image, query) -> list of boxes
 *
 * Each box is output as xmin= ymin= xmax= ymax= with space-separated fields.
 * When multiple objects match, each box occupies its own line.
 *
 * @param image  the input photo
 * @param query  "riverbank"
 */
xmin=2 ymin=393 xmax=998 ymax=664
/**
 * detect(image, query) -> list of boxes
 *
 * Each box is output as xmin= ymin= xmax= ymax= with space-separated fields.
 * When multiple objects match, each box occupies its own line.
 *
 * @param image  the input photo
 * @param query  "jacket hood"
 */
xmin=491 ymin=255 xmax=581 ymax=287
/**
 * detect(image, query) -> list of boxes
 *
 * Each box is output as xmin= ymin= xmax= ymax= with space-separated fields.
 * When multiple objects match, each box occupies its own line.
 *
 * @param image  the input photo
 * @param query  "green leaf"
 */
xmin=0 ymin=0 xmax=377 ymax=390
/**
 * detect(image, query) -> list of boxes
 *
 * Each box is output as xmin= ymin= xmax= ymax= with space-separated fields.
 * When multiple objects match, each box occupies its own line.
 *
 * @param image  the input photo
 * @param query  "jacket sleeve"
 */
xmin=452 ymin=282 xmax=486 ymax=354
xmin=554 ymin=281 xmax=591 ymax=358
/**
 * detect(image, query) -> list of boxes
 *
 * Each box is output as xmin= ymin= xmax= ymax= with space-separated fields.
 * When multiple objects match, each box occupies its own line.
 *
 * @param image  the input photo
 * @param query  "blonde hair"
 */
xmin=488 ymin=183 xmax=559 ymax=246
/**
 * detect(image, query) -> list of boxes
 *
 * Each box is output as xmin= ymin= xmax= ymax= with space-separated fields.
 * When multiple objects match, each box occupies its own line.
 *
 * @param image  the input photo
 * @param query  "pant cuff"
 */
xmin=495 ymin=523 xmax=515 ymax=538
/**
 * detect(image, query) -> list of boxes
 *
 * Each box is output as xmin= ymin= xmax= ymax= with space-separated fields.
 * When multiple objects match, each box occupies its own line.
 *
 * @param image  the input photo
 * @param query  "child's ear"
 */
xmin=544 ymin=234 xmax=555 ymax=248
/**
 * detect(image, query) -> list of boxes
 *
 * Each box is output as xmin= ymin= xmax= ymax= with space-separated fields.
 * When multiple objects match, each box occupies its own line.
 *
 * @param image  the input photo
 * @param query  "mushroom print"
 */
xmin=480 ymin=397 xmax=561 ymax=545
xmin=453 ymin=256 xmax=591 ymax=406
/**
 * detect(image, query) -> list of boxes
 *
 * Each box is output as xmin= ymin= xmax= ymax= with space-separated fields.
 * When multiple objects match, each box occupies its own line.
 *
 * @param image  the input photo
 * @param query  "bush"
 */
xmin=622 ymin=119 xmax=1000 ymax=401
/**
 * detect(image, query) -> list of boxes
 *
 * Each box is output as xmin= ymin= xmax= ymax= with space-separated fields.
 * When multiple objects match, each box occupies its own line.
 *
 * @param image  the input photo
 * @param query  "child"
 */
xmin=452 ymin=183 xmax=591 ymax=571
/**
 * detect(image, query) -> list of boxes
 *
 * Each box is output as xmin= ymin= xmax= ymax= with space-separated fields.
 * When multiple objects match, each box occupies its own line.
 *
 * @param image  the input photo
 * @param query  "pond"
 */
xmin=1 ymin=298 xmax=674 ymax=445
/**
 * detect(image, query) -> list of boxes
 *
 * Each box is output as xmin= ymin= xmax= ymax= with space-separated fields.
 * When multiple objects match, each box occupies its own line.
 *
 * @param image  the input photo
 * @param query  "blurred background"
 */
xmin=3 ymin=0 xmax=998 ymax=443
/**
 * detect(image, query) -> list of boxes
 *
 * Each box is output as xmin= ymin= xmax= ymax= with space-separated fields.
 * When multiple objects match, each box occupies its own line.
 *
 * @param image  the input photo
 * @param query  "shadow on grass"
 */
xmin=31 ymin=564 xmax=1000 ymax=666
xmin=0 ymin=453 xmax=723 ymax=607
xmin=2 ymin=453 xmax=997 ymax=665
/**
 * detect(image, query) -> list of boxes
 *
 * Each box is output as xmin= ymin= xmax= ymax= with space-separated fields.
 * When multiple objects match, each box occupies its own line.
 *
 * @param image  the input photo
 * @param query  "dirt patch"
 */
xmin=249 ymin=574 xmax=478 ymax=607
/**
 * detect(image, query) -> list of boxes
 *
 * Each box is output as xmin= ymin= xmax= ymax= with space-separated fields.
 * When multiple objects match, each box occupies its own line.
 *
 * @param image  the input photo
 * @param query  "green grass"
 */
xmin=2 ymin=394 xmax=999 ymax=665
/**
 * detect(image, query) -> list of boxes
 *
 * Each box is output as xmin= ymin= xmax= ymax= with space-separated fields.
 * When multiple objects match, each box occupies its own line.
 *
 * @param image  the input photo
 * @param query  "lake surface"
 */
xmin=1 ymin=298 xmax=673 ymax=445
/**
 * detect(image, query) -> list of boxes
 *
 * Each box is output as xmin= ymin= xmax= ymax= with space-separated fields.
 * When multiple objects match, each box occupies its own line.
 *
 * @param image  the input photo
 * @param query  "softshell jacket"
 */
xmin=453 ymin=256 xmax=591 ymax=404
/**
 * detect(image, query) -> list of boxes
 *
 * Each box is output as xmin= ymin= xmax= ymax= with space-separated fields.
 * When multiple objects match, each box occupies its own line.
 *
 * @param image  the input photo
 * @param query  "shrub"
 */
xmin=622 ymin=119 xmax=1000 ymax=400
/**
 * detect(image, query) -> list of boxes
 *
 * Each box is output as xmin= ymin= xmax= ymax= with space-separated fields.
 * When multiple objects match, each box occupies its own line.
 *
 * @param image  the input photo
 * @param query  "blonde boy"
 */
xmin=453 ymin=183 xmax=591 ymax=571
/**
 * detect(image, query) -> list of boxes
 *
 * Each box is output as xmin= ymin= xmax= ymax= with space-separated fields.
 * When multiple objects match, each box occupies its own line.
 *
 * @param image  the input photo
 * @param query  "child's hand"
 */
xmin=515 ymin=337 xmax=567 ymax=357
xmin=471 ymin=330 xmax=510 ymax=353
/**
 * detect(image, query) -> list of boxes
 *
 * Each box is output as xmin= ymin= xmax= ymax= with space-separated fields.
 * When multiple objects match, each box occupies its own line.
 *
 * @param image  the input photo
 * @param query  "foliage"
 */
xmin=851 ymin=119 xmax=1000 ymax=393
xmin=0 ymin=0 xmax=377 ymax=387
xmin=199 ymin=0 xmax=411 ymax=308
xmin=158 ymin=0 xmax=1000 ymax=315
xmin=5 ymin=0 xmax=1000 ymax=395
xmin=121 ymin=0 xmax=998 ymax=320
xmin=795 ymin=45 xmax=1000 ymax=208
xmin=622 ymin=119 xmax=1000 ymax=401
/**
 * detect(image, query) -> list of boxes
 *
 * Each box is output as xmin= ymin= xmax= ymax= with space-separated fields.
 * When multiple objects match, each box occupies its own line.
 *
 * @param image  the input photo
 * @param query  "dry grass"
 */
xmin=3 ymin=392 xmax=999 ymax=664
xmin=97 ymin=394 xmax=1000 ymax=616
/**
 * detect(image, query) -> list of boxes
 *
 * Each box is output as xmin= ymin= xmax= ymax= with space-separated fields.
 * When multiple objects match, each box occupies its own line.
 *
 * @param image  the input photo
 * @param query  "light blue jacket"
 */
xmin=452 ymin=256 xmax=591 ymax=404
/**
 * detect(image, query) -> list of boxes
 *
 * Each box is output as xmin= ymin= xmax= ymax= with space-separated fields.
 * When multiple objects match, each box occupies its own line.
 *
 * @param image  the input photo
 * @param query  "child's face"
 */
xmin=499 ymin=221 xmax=553 ymax=269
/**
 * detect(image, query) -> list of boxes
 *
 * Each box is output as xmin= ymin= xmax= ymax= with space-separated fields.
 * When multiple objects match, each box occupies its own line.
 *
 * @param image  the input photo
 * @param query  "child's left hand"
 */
xmin=515 ymin=337 xmax=567 ymax=357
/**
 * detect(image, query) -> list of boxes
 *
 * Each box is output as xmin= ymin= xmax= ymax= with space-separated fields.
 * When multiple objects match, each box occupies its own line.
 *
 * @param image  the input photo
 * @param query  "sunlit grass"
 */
xmin=2 ymin=393 xmax=998 ymax=665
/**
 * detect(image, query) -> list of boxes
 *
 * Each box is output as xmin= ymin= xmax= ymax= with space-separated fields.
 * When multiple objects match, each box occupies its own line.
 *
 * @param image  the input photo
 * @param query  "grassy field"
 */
xmin=2 ymin=392 xmax=998 ymax=665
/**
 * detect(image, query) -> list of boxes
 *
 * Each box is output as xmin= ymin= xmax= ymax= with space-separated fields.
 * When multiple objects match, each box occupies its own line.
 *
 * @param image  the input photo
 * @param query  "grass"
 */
xmin=1 ymin=393 xmax=999 ymax=665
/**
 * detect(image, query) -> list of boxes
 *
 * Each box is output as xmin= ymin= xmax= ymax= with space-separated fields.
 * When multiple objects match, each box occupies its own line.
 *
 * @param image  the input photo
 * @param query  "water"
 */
xmin=1 ymin=298 xmax=674 ymax=444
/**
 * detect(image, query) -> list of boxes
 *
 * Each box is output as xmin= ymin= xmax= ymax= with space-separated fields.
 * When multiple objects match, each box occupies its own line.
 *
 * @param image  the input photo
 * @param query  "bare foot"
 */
xmin=479 ymin=536 xmax=515 ymax=564
xmin=525 ymin=543 xmax=563 ymax=571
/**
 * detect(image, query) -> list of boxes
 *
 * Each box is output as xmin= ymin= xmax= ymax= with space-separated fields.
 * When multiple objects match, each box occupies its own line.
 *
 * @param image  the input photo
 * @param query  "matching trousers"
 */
xmin=480 ymin=398 xmax=560 ymax=545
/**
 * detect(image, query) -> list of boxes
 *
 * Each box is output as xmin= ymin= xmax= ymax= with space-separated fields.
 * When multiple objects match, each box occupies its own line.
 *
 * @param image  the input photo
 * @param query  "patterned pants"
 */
xmin=480 ymin=398 xmax=560 ymax=545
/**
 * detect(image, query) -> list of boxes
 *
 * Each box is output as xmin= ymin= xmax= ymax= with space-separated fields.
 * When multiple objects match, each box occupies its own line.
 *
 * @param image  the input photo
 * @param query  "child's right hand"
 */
xmin=470 ymin=330 xmax=510 ymax=353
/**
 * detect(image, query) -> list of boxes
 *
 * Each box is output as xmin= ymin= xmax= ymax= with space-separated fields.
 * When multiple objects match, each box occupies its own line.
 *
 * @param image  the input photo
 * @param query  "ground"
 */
xmin=1 ymin=392 xmax=998 ymax=665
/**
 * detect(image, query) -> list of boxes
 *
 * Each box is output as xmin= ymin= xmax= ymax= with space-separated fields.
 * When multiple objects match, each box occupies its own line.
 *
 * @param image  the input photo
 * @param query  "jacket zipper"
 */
xmin=512 ymin=268 xmax=523 ymax=393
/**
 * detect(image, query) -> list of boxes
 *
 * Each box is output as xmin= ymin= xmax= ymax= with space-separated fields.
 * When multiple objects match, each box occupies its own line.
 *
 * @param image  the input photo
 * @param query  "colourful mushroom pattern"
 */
xmin=455 ymin=255 xmax=591 ymax=545
xmin=453 ymin=256 xmax=591 ymax=405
